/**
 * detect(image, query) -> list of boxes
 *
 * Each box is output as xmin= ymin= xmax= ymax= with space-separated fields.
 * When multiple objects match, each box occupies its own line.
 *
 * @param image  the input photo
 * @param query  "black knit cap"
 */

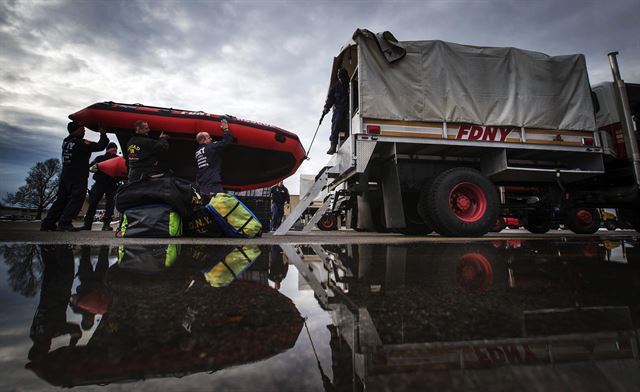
xmin=67 ymin=121 xmax=83 ymax=133
xmin=107 ymin=142 xmax=117 ymax=150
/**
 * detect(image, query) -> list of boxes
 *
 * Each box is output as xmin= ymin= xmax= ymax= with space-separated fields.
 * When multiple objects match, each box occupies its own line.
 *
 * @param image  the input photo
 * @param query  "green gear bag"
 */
xmin=206 ymin=193 xmax=262 ymax=238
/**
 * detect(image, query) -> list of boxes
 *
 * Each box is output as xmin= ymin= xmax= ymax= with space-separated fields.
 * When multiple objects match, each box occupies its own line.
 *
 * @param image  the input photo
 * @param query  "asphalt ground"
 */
xmin=1 ymin=220 xmax=638 ymax=245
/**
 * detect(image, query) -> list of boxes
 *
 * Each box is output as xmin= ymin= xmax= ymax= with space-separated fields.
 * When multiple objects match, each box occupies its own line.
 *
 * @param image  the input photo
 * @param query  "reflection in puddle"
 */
xmin=6 ymin=244 xmax=302 ymax=388
xmin=291 ymin=239 xmax=640 ymax=390
xmin=1 ymin=238 xmax=639 ymax=390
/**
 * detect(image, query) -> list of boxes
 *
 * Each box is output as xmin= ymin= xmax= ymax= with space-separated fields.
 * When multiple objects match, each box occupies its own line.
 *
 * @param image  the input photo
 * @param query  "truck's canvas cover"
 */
xmin=356 ymin=30 xmax=596 ymax=131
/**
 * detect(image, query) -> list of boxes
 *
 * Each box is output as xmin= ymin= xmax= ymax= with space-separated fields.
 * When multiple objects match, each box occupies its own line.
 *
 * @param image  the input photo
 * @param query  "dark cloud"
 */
xmin=0 ymin=107 xmax=65 ymax=130
xmin=0 ymin=122 xmax=57 ymax=160
xmin=1 ymin=0 xmax=234 ymax=72
xmin=0 ymin=30 xmax=47 ymax=69
xmin=0 ymin=121 xmax=61 ymax=197
xmin=0 ymin=0 xmax=638 ymax=194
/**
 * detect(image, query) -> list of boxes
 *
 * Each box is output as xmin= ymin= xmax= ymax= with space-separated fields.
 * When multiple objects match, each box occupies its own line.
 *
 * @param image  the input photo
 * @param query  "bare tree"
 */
xmin=4 ymin=158 xmax=61 ymax=219
xmin=1 ymin=245 xmax=44 ymax=297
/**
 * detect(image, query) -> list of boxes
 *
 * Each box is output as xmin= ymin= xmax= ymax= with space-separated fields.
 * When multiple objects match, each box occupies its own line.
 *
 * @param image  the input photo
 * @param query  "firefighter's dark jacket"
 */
xmin=323 ymin=81 xmax=349 ymax=113
xmin=61 ymin=134 xmax=109 ymax=180
xmin=89 ymin=152 xmax=118 ymax=188
xmin=270 ymin=185 xmax=290 ymax=206
xmin=195 ymin=130 xmax=233 ymax=193
xmin=126 ymin=134 xmax=169 ymax=180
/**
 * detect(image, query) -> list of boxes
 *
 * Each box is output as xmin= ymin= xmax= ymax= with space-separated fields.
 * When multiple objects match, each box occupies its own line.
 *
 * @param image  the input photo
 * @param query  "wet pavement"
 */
xmin=1 ymin=236 xmax=640 ymax=391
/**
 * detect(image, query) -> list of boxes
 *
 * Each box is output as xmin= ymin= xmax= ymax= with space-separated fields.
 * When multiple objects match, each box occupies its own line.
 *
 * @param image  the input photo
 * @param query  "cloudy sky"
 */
xmin=1 ymin=0 xmax=638 ymax=198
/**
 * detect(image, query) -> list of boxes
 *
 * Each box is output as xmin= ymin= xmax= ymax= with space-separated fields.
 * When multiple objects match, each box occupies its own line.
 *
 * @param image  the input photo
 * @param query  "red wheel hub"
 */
xmin=322 ymin=216 xmax=334 ymax=228
xmin=449 ymin=182 xmax=487 ymax=222
xmin=455 ymin=194 xmax=471 ymax=210
xmin=576 ymin=209 xmax=593 ymax=225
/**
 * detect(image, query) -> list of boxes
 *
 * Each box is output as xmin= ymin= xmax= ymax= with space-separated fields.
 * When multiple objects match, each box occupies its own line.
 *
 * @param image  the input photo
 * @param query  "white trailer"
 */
xmin=276 ymin=30 xmax=640 ymax=237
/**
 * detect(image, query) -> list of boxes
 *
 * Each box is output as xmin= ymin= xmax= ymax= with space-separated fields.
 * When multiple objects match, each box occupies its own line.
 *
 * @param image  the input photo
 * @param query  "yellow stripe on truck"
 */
xmin=381 ymin=131 xmax=442 ymax=139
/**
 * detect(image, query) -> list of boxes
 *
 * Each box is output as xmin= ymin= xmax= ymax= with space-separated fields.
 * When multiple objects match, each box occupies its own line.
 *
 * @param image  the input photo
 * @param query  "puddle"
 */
xmin=1 ymin=238 xmax=639 ymax=391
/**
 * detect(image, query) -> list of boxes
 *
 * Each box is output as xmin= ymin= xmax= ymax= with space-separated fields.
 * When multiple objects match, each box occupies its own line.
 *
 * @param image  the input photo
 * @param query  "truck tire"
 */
xmin=424 ymin=168 xmax=499 ymax=237
xmin=524 ymin=220 xmax=551 ymax=234
xmin=400 ymin=192 xmax=433 ymax=235
xmin=524 ymin=210 xmax=552 ymax=234
xmin=417 ymin=178 xmax=436 ymax=229
xmin=317 ymin=213 xmax=338 ymax=231
xmin=566 ymin=208 xmax=600 ymax=234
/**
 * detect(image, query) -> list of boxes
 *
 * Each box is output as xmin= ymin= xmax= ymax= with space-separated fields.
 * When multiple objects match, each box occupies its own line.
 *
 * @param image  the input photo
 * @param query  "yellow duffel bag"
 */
xmin=206 ymin=193 xmax=262 ymax=238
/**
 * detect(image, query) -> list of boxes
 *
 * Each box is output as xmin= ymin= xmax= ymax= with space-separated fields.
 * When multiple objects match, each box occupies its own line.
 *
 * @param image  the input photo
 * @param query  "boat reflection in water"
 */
xmin=284 ymin=239 xmax=640 ymax=391
xmin=24 ymin=244 xmax=303 ymax=388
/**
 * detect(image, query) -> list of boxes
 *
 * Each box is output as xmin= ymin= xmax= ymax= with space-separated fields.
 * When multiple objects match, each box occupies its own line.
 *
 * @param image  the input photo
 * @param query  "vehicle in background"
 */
xmin=0 ymin=213 xmax=34 ymax=221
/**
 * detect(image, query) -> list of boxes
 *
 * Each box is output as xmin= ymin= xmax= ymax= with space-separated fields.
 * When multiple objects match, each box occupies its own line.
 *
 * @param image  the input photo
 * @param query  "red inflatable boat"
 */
xmin=69 ymin=102 xmax=306 ymax=191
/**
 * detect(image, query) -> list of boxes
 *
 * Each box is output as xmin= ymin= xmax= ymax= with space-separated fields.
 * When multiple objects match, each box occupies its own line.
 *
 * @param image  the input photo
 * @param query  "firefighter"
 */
xmin=28 ymin=245 xmax=81 ymax=360
xmin=195 ymin=119 xmax=233 ymax=203
xmin=322 ymin=66 xmax=350 ymax=154
xmin=69 ymin=246 xmax=111 ymax=330
xmin=81 ymin=142 xmax=119 ymax=231
xmin=40 ymin=122 xmax=108 ymax=231
xmin=126 ymin=120 xmax=169 ymax=182
xmin=270 ymin=181 xmax=290 ymax=231
xmin=268 ymin=245 xmax=288 ymax=290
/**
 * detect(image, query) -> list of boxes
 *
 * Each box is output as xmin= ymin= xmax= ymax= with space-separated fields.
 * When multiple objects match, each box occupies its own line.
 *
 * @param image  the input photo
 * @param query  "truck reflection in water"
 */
xmin=285 ymin=239 xmax=640 ymax=391
xmin=24 ymin=244 xmax=303 ymax=388
xmin=7 ymin=239 xmax=640 ymax=391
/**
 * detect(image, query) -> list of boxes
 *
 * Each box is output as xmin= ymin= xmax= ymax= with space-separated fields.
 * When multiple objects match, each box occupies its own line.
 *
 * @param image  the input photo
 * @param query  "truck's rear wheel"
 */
xmin=524 ymin=210 xmax=552 ymax=234
xmin=423 ymin=168 xmax=499 ymax=237
xmin=417 ymin=178 xmax=435 ymax=228
xmin=400 ymin=192 xmax=432 ymax=235
xmin=566 ymin=208 xmax=600 ymax=234
xmin=317 ymin=213 xmax=338 ymax=231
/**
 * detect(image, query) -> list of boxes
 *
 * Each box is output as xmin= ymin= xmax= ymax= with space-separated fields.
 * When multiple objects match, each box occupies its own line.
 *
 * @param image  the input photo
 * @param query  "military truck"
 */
xmin=293 ymin=29 xmax=639 ymax=237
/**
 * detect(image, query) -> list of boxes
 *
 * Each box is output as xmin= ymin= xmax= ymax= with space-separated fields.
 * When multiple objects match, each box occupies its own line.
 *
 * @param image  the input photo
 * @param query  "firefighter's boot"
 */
xmin=326 ymin=143 xmax=337 ymax=154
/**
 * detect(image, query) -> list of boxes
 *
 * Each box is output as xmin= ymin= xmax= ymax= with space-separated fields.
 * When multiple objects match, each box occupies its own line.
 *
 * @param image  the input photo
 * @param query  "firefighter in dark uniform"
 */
xmin=270 ymin=181 xmax=290 ymax=231
xmin=40 ymin=122 xmax=108 ymax=231
xmin=268 ymin=245 xmax=288 ymax=290
xmin=69 ymin=246 xmax=111 ymax=330
xmin=81 ymin=142 xmax=119 ymax=231
xmin=195 ymin=119 xmax=233 ymax=203
xmin=323 ymin=67 xmax=350 ymax=154
xmin=126 ymin=120 xmax=169 ymax=182
xmin=27 ymin=245 xmax=81 ymax=360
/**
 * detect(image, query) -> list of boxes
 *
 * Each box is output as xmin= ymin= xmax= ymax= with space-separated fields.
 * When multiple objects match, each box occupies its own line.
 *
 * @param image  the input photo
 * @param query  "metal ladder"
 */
xmin=274 ymin=136 xmax=356 ymax=235
xmin=274 ymin=169 xmax=333 ymax=235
